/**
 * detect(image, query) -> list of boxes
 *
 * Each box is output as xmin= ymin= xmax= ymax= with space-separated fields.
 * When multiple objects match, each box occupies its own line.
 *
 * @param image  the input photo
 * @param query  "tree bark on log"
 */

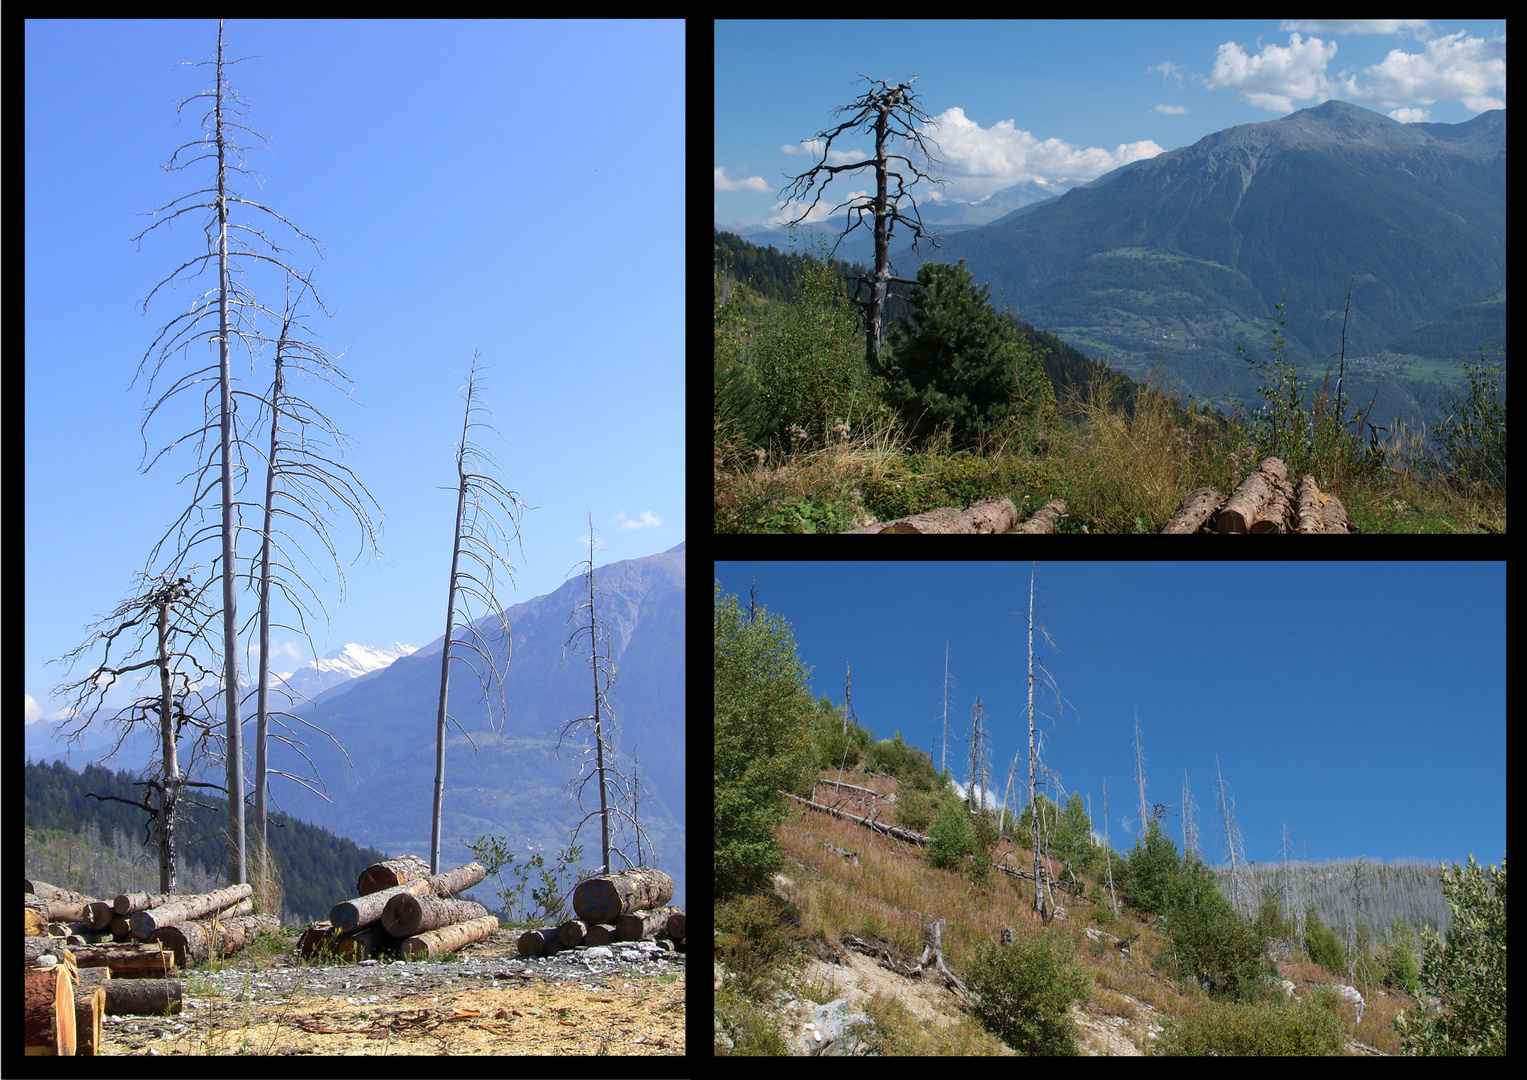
xmin=1013 ymin=498 xmax=1068 ymax=534
xmin=334 ymin=924 xmax=402 ymax=963
xmin=1162 ymin=486 xmax=1224 ymax=533
xmin=517 ymin=926 xmax=565 ymax=956
xmin=80 ymin=970 xmax=181 ymax=1016
xmin=842 ymin=497 xmax=1019 ymax=534
xmin=666 ymin=910 xmax=685 ymax=940
xmin=557 ymin=919 xmax=589 ymax=947
xmin=24 ymin=966 xmax=76 ymax=1056
xmin=129 ymin=883 xmax=252 ymax=940
xmin=616 ymin=905 xmax=682 ymax=941
xmin=572 ymin=867 xmax=674 ymax=923
xmin=356 ymin=855 xmax=433 ymax=895
xmin=1216 ymin=457 xmax=1289 ymax=533
xmin=583 ymin=923 xmax=616 ymax=947
xmin=114 ymin=891 xmax=175 ymax=916
xmin=399 ymin=914 xmax=500 ymax=960
xmin=329 ymin=879 xmax=434 ymax=934
xmin=427 ymin=861 xmax=487 ymax=898
xmin=148 ymin=913 xmax=280 ymax=968
xmin=26 ymin=881 xmax=95 ymax=906
xmin=382 ymin=893 xmax=488 ymax=938
xmin=63 ymin=941 xmax=177 ymax=979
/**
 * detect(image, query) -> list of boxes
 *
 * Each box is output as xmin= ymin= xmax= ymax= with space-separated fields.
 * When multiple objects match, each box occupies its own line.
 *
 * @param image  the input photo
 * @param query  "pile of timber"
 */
xmin=300 ymin=856 xmax=496 ymax=963
xmin=842 ymin=497 xmax=1067 ymax=534
xmin=517 ymin=867 xmax=685 ymax=958
xmin=1162 ymin=457 xmax=1358 ymax=533
xmin=23 ymin=876 xmax=285 ymax=1049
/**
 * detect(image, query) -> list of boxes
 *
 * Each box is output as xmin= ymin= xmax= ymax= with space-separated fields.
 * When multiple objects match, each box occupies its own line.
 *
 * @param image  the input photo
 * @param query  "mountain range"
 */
xmin=263 ymin=542 xmax=686 ymax=910
xmin=28 ymin=543 xmax=686 ymax=912
xmin=896 ymin=100 xmax=1506 ymax=423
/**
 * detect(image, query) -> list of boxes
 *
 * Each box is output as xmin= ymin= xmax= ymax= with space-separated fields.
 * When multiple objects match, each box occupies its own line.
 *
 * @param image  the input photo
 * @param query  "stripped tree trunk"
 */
xmin=427 ymin=861 xmax=487 ymax=898
xmin=113 ymin=891 xmax=175 ymax=916
xmin=572 ymin=867 xmax=673 ymax=923
xmin=399 ymin=914 xmax=500 ymax=961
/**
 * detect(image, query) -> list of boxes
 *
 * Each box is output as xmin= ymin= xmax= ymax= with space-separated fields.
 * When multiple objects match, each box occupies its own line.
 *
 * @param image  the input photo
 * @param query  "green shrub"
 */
xmin=966 ymin=929 xmax=1092 ymax=1054
xmin=1154 ymin=995 xmax=1347 ymax=1055
xmin=926 ymin=799 xmax=976 ymax=871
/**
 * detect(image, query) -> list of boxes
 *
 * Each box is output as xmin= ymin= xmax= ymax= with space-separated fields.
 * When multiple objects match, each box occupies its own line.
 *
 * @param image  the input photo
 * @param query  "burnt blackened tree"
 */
xmin=429 ymin=352 xmax=531 ymax=874
xmin=131 ymin=20 xmax=336 ymax=885
xmin=50 ymin=572 xmax=230 ymax=892
xmin=553 ymin=513 xmax=658 ymax=878
xmin=779 ymin=73 xmax=949 ymax=378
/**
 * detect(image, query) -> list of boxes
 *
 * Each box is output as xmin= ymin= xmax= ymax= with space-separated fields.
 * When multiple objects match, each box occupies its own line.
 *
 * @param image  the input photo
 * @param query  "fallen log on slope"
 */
xmin=381 ymin=893 xmax=489 ymax=938
xmin=778 ymin=790 xmax=934 ymax=845
xmin=1217 ymin=456 xmax=1291 ymax=533
xmin=842 ymin=497 xmax=1019 ymax=534
xmin=399 ymin=914 xmax=501 ymax=960
xmin=1013 ymin=498 xmax=1068 ymax=533
xmin=572 ymin=868 xmax=674 ymax=924
xmin=129 ymin=884 xmax=253 ymax=940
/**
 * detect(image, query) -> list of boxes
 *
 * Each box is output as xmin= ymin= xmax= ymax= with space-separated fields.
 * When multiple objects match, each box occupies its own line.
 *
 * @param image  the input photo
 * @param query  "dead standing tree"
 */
xmin=50 ymin=572 xmax=230 ymax=892
xmin=241 ymin=275 xmax=384 ymax=906
xmin=429 ymin=352 xmax=530 ymax=874
xmin=130 ymin=20 xmax=328 ymax=886
xmin=553 ymin=514 xmax=658 ymax=880
xmin=778 ymin=73 xmax=949 ymax=377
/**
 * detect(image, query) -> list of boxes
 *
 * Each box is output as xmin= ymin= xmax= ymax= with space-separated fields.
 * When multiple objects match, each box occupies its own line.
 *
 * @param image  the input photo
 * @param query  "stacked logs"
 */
xmin=23 ymin=876 xmax=284 ymax=1050
xmin=300 ymin=857 xmax=496 ymax=963
xmin=517 ymin=867 xmax=685 ymax=957
xmin=1162 ymin=457 xmax=1357 ymax=534
xmin=842 ymin=497 xmax=1067 ymax=534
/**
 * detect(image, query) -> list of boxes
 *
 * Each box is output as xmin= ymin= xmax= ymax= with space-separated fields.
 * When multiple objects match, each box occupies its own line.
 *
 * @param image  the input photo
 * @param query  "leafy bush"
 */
xmin=966 ymin=929 xmax=1092 ymax=1054
xmin=1301 ymin=906 xmax=1348 ymax=977
xmin=1154 ymin=995 xmax=1346 ymax=1055
xmin=1162 ymin=853 xmax=1277 ymax=1003
xmin=926 ymin=798 xmax=976 ymax=871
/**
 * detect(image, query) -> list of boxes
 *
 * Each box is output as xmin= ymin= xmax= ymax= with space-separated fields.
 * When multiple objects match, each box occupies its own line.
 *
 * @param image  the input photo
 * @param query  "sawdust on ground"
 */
xmin=98 ymin=971 xmax=685 ymax=1056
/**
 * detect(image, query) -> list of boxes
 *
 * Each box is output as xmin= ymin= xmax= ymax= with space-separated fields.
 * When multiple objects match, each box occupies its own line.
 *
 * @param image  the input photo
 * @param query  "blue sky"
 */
xmin=714 ymin=562 xmax=1506 ymax=871
xmin=26 ymin=20 xmax=683 ymax=723
xmin=715 ymin=19 xmax=1506 ymax=227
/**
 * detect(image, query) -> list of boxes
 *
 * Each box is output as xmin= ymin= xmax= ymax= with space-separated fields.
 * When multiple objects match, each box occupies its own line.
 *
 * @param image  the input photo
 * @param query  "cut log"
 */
xmin=148 ymin=913 xmax=280 ymax=968
xmin=616 ymin=906 xmax=681 ymax=941
xmin=572 ymin=867 xmax=674 ymax=923
xmin=24 ymin=966 xmax=76 ymax=1056
xmin=1014 ymin=498 xmax=1068 ymax=534
xmin=1216 ymin=457 xmax=1288 ymax=533
xmin=25 ymin=881 xmax=94 ymax=906
xmin=113 ymin=891 xmax=175 ymax=916
xmin=584 ymin=923 xmax=616 ymax=946
xmin=665 ymin=910 xmax=685 ymax=940
xmin=382 ymin=893 xmax=489 ymax=938
xmin=60 ymin=941 xmax=175 ymax=979
xmin=329 ymin=879 xmax=433 ymax=934
xmin=517 ymin=926 xmax=564 ymax=956
xmin=77 ymin=968 xmax=181 ymax=1016
xmin=333 ymin=924 xmax=402 ymax=963
xmin=356 ymin=855 xmax=433 ymax=896
xmin=74 ymin=985 xmax=105 ymax=1055
xmin=1162 ymin=486 xmax=1224 ymax=533
xmin=842 ymin=497 xmax=1019 ymax=534
xmin=84 ymin=901 xmax=116 ymax=931
xmin=399 ymin=914 xmax=501 ymax=961
xmin=129 ymin=883 xmax=252 ymax=940
xmin=427 ymin=861 xmax=487 ymax=898
xmin=26 ymin=906 xmax=48 ymax=937
xmin=557 ymin=919 xmax=589 ymax=947
xmin=25 ymin=938 xmax=78 ymax=970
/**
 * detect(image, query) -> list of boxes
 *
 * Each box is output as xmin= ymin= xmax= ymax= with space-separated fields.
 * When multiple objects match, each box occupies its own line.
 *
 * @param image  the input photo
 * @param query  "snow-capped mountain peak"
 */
xmin=272 ymin=642 xmax=417 ymax=706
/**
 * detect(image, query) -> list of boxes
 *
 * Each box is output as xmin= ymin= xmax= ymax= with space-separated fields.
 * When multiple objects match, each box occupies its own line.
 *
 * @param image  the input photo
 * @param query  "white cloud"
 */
xmin=611 ymin=510 xmax=661 ymax=531
xmin=1206 ymin=32 xmax=1339 ymax=112
xmin=25 ymin=693 xmax=45 ymax=725
xmin=1358 ymin=31 xmax=1506 ymax=112
xmin=1389 ymin=107 xmax=1431 ymax=123
xmin=1281 ymin=20 xmax=1432 ymax=38
xmin=915 ymin=107 xmax=1165 ymax=201
xmin=1153 ymin=104 xmax=1188 ymax=115
xmin=714 ymin=166 xmax=769 ymax=193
